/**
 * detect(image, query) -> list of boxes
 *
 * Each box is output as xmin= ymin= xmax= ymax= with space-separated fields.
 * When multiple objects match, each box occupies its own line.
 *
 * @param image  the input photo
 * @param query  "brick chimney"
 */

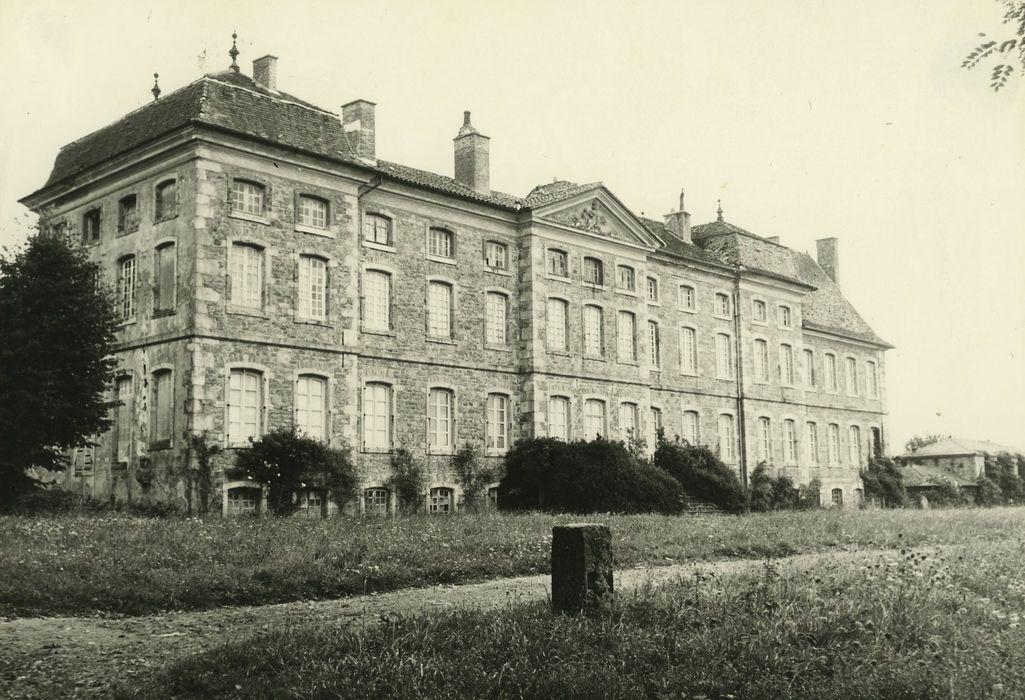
xmin=252 ymin=55 xmax=278 ymax=91
xmin=342 ymin=100 xmax=376 ymax=161
xmin=453 ymin=111 xmax=490 ymax=192
xmin=816 ymin=237 xmax=839 ymax=285
xmin=663 ymin=189 xmax=692 ymax=243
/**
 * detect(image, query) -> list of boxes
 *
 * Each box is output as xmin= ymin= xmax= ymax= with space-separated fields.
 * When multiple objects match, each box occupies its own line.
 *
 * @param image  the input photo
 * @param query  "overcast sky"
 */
xmin=1 ymin=0 xmax=1023 ymax=453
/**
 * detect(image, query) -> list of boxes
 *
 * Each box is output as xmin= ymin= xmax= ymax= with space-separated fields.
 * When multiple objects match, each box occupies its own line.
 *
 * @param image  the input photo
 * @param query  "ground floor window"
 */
xmin=297 ymin=489 xmax=326 ymax=518
xmin=365 ymin=487 xmax=389 ymax=515
xmin=488 ymin=486 xmax=499 ymax=509
xmin=429 ymin=487 xmax=454 ymax=514
xmin=227 ymin=487 xmax=261 ymax=516
xmin=831 ymin=488 xmax=844 ymax=507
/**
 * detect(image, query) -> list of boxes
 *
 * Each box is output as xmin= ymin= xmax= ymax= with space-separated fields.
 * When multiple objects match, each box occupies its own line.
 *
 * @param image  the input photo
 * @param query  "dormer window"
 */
xmin=297 ymin=195 xmax=328 ymax=229
xmin=484 ymin=241 xmax=508 ymax=270
xmin=230 ymin=180 xmax=265 ymax=216
xmin=117 ymin=195 xmax=139 ymax=234
xmin=82 ymin=209 xmax=101 ymax=244
xmin=583 ymin=257 xmax=604 ymax=286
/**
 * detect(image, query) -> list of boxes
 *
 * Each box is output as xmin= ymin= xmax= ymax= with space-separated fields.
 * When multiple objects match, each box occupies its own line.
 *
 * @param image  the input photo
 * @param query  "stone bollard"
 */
xmin=551 ymin=523 xmax=614 ymax=614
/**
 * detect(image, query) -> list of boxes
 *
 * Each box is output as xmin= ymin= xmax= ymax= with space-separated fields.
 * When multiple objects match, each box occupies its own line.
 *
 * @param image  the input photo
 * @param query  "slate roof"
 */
xmin=900 ymin=463 xmax=976 ymax=489
xmin=899 ymin=438 xmax=1023 ymax=460
xmin=639 ymin=218 xmax=726 ymax=267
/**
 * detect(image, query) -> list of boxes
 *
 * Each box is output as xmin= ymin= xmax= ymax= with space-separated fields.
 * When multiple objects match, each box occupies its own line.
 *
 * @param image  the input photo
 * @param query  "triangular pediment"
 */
xmin=532 ymin=186 xmax=661 ymax=249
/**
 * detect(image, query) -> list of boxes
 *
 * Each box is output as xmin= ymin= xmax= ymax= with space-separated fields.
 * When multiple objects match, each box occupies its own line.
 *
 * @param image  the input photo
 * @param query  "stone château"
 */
xmin=20 ymin=46 xmax=892 ymax=515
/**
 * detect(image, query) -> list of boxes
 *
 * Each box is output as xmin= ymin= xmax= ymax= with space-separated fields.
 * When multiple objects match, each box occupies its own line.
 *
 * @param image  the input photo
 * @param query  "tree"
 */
xmin=229 ymin=428 xmax=357 ymax=516
xmin=860 ymin=455 xmax=907 ymax=507
xmin=0 ymin=232 xmax=119 ymax=503
xmin=963 ymin=1 xmax=1025 ymax=91
xmin=904 ymin=434 xmax=944 ymax=454
xmin=450 ymin=442 xmax=493 ymax=512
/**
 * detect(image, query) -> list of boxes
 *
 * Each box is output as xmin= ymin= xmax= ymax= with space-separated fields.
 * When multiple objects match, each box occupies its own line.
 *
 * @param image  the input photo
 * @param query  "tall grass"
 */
xmin=1 ymin=508 xmax=1023 ymax=617
xmin=117 ymin=538 xmax=1025 ymax=698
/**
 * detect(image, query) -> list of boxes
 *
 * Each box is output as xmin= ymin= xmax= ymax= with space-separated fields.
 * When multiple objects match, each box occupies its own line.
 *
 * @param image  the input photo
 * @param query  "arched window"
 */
xmin=648 ymin=321 xmax=660 ymax=367
xmin=617 ymin=265 xmax=635 ymax=291
xmin=427 ymin=388 xmax=454 ymax=450
xmin=485 ymin=292 xmax=508 ymax=346
xmin=546 ymin=298 xmax=568 ymax=352
xmin=150 ymin=368 xmax=174 ymax=445
xmin=117 ymin=255 xmax=136 ymax=320
xmin=679 ymin=284 xmax=696 ymax=310
xmin=849 ymin=425 xmax=862 ymax=467
xmin=230 ymin=180 xmax=265 ymax=216
xmin=227 ymin=486 xmax=262 ymax=516
xmin=154 ymin=242 xmax=177 ymax=314
xmin=757 ymin=416 xmax=772 ymax=462
xmin=486 ymin=393 xmax=510 ymax=452
xmin=718 ymin=414 xmax=736 ymax=463
xmin=227 ymin=368 xmax=264 ymax=446
xmin=805 ymin=422 xmax=819 ymax=464
xmin=714 ymin=292 xmax=731 ymax=318
xmin=428 ymin=227 xmax=454 ymax=259
xmin=230 ymin=243 xmax=264 ymax=310
xmin=583 ymin=257 xmax=604 ymax=285
xmin=780 ymin=344 xmax=795 ymax=385
xmin=619 ymin=402 xmax=638 ymax=440
xmin=297 ymin=195 xmax=328 ymax=229
xmin=362 ymin=383 xmax=392 ymax=450
xmin=583 ymin=305 xmax=603 ymax=356
xmin=298 ymin=255 xmax=328 ymax=321
xmin=682 ymin=410 xmax=699 ymax=446
xmin=831 ymin=488 xmax=844 ymax=507
xmin=782 ymin=419 xmax=797 ymax=465
xmin=778 ymin=305 xmax=792 ymax=328
xmin=295 ymin=374 xmax=328 ymax=441
xmin=716 ymin=333 xmax=734 ymax=379
xmin=680 ymin=327 xmax=697 ymax=374
xmin=548 ymin=396 xmax=570 ymax=440
xmin=484 ymin=241 xmax=508 ymax=270
xmin=617 ymin=311 xmax=636 ymax=362
xmin=155 ymin=179 xmax=178 ymax=221
xmin=752 ymin=299 xmax=767 ymax=322
xmin=584 ymin=399 xmax=606 ymax=438
xmin=547 ymin=249 xmax=568 ymax=277
xmin=363 ymin=214 xmax=392 ymax=245
xmin=427 ymin=281 xmax=453 ymax=338
xmin=754 ymin=339 xmax=769 ymax=382
xmin=117 ymin=194 xmax=139 ymax=234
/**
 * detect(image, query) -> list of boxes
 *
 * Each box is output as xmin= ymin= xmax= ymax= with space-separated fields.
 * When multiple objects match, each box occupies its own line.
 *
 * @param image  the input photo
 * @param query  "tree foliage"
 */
xmin=904 ymin=434 xmax=945 ymax=454
xmin=653 ymin=433 xmax=746 ymax=514
xmin=228 ymin=428 xmax=357 ymax=516
xmin=860 ymin=456 xmax=907 ymax=508
xmin=983 ymin=451 xmax=1024 ymax=503
xmin=0 ymin=232 xmax=119 ymax=503
xmin=963 ymin=1 xmax=1025 ymax=91
xmin=450 ymin=442 xmax=493 ymax=512
xmin=388 ymin=448 xmax=426 ymax=514
xmin=747 ymin=463 xmax=801 ymax=512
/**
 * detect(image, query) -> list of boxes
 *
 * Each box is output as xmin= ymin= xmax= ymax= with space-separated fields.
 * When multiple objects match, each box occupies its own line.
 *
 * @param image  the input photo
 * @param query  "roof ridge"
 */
xmin=201 ymin=75 xmax=338 ymax=118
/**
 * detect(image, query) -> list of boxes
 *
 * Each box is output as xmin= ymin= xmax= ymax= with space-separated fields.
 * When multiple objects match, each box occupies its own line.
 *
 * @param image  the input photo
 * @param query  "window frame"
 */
xmin=362 ymin=213 xmax=394 ymax=249
xmin=82 ymin=208 xmax=102 ymax=244
xmin=647 ymin=320 xmax=660 ymax=368
xmin=225 ymin=366 xmax=268 ymax=447
xmin=679 ymin=326 xmax=698 ymax=376
xmin=429 ymin=486 xmax=455 ymax=515
xmin=294 ymin=372 xmax=330 ymax=443
xmin=718 ymin=413 xmax=737 ymax=463
xmin=548 ymin=395 xmax=571 ymax=440
xmin=845 ymin=356 xmax=859 ymax=396
xmin=546 ymin=297 xmax=569 ymax=353
xmin=713 ymin=292 xmax=732 ymax=319
xmin=583 ymin=398 xmax=607 ymax=438
xmin=616 ymin=310 xmax=637 ymax=363
xmin=117 ymin=255 xmax=137 ymax=322
xmin=117 ymin=194 xmax=139 ymax=235
xmin=616 ymin=264 xmax=636 ymax=293
xmin=229 ymin=179 xmax=268 ymax=220
xmin=296 ymin=193 xmax=330 ymax=234
xmin=806 ymin=421 xmax=820 ymax=465
xmin=229 ymin=242 xmax=266 ymax=313
xmin=364 ymin=487 xmax=390 ymax=515
xmin=645 ymin=276 xmax=659 ymax=304
xmin=780 ymin=343 xmax=795 ymax=386
xmin=426 ymin=279 xmax=455 ymax=341
xmin=149 ymin=367 xmax=174 ymax=449
xmin=715 ymin=332 xmax=735 ymax=380
xmin=582 ymin=256 xmax=605 ymax=287
xmin=362 ymin=267 xmax=393 ymax=334
xmin=619 ymin=401 xmax=639 ymax=441
xmin=297 ymin=254 xmax=329 ymax=323
xmin=362 ymin=381 xmax=394 ymax=452
xmin=485 ymin=392 xmax=511 ymax=454
xmin=824 ymin=352 xmax=839 ymax=393
xmin=582 ymin=304 xmax=605 ymax=358
xmin=154 ymin=178 xmax=179 ymax=222
xmin=426 ymin=226 xmax=455 ymax=262
xmin=484 ymin=290 xmax=509 ymax=347
xmin=153 ymin=240 xmax=177 ymax=316
xmin=682 ymin=409 xmax=700 ymax=446
xmin=782 ymin=419 xmax=797 ymax=465
xmin=426 ymin=387 xmax=456 ymax=453
xmin=866 ymin=360 xmax=879 ymax=398
xmin=679 ymin=283 xmax=697 ymax=312
xmin=751 ymin=298 xmax=768 ymax=324
xmin=757 ymin=416 xmax=773 ymax=463
xmin=753 ymin=338 xmax=770 ymax=383
xmin=778 ymin=304 xmax=793 ymax=329
xmin=483 ymin=240 xmax=509 ymax=272
xmin=546 ymin=248 xmax=569 ymax=279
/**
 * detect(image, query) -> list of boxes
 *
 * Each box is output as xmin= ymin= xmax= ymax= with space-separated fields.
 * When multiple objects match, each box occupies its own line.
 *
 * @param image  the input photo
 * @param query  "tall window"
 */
xmin=548 ymin=396 xmax=569 ymax=440
xmin=619 ymin=402 xmax=638 ymax=439
xmin=486 ymin=394 xmax=509 ymax=451
xmin=783 ymin=419 xmax=797 ymax=465
xmin=230 ymin=243 xmax=263 ymax=310
xmin=682 ymin=410 xmax=699 ymax=445
xmin=297 ymin=195 xmax=328 ymax=229
xmin=583 ymin=257 xmax=603 ymax=285
xmin=680 ymin=327 xmax=697 ymax=374
xmin=230 ymin=180 xmax=265 ymax=215
xmin=754 ymin=339 xmax=769 ymax=382
xmin=155 ymin=179 xmax=177 ymax=220
xmin=583 ymin=305 xmax=603 ymax=356
xmin=118 ymin=256 xmax=136 ymax=320
xmin=617 ymin=311 xmax=636 ymax=362
xmin=227 ymin=369 xmax=263 ymax=445
xmin=648 ymin=321 xmax=660 ymax=367
xmin=363 ymin=270 xmax=391 ymax=332
xmin=547 ymin=249 xmax=568 ymax=277
xmin=115 ymin=376 xmax=132 ymax=461
xmin=150 ymin=369 xmax=173 ymax=444
xmin=780 ymin=344 xmax=795 ymax=385
xmin=646 ymin=277 xmax=659 ymax=302
xmin=778 ymin=305 xmax=792 ymax=328
xmin=716 ymin=333 xmax=734 ymax=379
xmin=117 ymin=194 xmax=139 ymax=234
xmin=295 ymin=375 xmax=328 ymax=441
xmin=427 ymin=281 xmax=453 ymax=338
xmin=363 ymin=214 xmax=391 ymax=245
xmin=866 ymin=361 xmax=879 ymax=397
xmin=845 ymin=357 xmax=858 ymax=395
xmin=362 ymin=383 xmax=392 ymax=450
xmin=757 ymin=417 xmax=772 ymax=462
xmin=617 ymin=265 xmax=636 ymax=291
xmin=429 ymin=487 xmax=454 ymax=514
xmin=364 ymin=487 xmax=389 ymax=515
xmin=82 ymin=209 xmax=101 ymax=243
xmin=298 ymin=255 xmax=327 ymax=321
xmin=650 ymin=407 xmax=663 ymax=444
xmin=718 ymin=414 xmax=736 ymax=463
xmin=825 ymin=353 xmax=838 ymax=391
xmin=485 ymin=292 xmax=508 ymax=346
xmin=427 ymin=388 xmax=454 ymax=450
xmin=679 ymin=284 xmax=695 ymax=310
xmin=484 ymin=241 xmax=508 ymax=270
xmin=154 ymin=243 xmax=177 ymax=314
xmin=715 ymin=292 xmax=731 ymax=317
xmin=827 ymin=423 xmax=840 ymax=465
xmin=753 ymin=299 xmax=767 ymax=322
xmin=546 ymin=298 xmax=568 ymax=352
xmin=803 ymin=349 xmax=816 ymax=387
xmin=428 ymin=227 xmax=453 ymax=258
xmin=805 ymin=422 xmax=819 ymax=464
xmin=848 ymin=425 xmax=862 ymax=467
xmin=584 ymin=399 xmax=606 ymax=438
xmin=831 ymin=488 xmax=844 ymax=507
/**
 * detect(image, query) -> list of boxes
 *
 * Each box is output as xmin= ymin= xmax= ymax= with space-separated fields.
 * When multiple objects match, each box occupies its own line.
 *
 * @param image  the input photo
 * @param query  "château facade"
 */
xmin=20 ymin=50 xmax=892 ymax=515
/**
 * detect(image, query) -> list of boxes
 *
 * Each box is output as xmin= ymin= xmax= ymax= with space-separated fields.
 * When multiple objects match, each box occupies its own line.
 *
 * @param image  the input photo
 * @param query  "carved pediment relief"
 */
xmin=546 ymin=199 xmax=627 ymax=239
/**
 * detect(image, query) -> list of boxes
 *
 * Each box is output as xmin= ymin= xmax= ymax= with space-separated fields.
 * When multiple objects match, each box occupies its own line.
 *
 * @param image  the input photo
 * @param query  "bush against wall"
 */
xmin=388 ymin=448 xmax=426 ymax=514
xmin=974 ymin=475 xmax=1003 ymax=507
xmin=923 ymin=478 xmax=971 ymax=507
xmin=860 ymin=456 xmax=907 ymax=508
xmin=229 ymin=429 xmax=357 ymax=516
xmin=984 ymin=452 xmax=1024 ymax=504
xmin=498 ymin=437 xmax=684 ymax=515
xmin=653 ymin=436 xmax=746 ymax=514
xmin=747 ymin=463 xmax=801 ymax=512
xmin=451 ymin=443 xmax=493 ymax=512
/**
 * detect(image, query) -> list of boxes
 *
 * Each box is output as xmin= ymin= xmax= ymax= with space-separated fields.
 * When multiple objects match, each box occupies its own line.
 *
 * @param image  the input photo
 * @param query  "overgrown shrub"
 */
xmin=984 ymin=452 xmax=1024 ymax=504
xmin=860 ymin=456 xmax=907 ymax=507
xmin=653 ymin=435 xmax=746 ymax=514
xmin=498 ymin=437 xmax=684 ymax=514
xmin=229 ymin=428 xmax=357 ymax=516
xmin=387 ymin=448 xmax=426 ymax=514
xmin=974 ymin=475 xmax=1003 ymax=507
xmin=923 ymin=479 xmax=970 ymax=507
xmin=747 ymin=463 xmax=800 ymax=512
xmin=451 ymin=442 xmax=493 ymax=512
xmin=0 ymin=487 xmax=183 ymax=517
xmin=799 ymin=478 xmax=823 ymax=509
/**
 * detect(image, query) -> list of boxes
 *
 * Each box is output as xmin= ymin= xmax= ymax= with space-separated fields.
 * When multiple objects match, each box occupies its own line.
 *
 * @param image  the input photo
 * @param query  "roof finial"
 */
xmin=229 ymin=31 xmax=240 ymax=72
xmin=678 ymin=188 xmax=686 ymax=212
xmin=151 ymin=73 xmax=161 ymax=101
xmin=716 ymin=199 xmax=724 ymax=222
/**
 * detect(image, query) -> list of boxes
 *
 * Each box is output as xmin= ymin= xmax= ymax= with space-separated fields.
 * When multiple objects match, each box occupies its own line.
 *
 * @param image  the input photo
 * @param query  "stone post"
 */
xmin=551 ymin=523 xmax=614 ymax=614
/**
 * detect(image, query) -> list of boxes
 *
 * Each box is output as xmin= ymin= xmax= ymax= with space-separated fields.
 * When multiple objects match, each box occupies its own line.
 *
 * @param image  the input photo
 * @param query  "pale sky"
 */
xmin=1 ymin=0 xmax=1023 ymax=454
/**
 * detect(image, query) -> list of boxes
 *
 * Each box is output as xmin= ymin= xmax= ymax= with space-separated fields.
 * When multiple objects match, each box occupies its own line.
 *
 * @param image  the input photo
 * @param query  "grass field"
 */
xmin=2 ymin=507 xmax=1024 ymax=617
xmin=117 ymin=537 xmax=1025 ymax=699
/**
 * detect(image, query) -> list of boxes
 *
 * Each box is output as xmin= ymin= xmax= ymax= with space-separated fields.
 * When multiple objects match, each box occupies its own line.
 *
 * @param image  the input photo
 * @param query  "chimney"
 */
xmin=453 ymin=111 xmax=490 ymax=192
xmin=816 ymin=237 xmax=839 ymax=285
xmin=342 ymin=99 xmax=377 ymax=161
xmin=252 ymin=55 xmax=278 ymax=91
xmin=663 ymin=189 xmax=692 ymax=244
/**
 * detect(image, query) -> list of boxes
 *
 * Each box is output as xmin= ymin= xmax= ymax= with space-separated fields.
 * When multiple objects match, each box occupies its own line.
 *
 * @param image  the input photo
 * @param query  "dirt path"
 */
xmin=0 ymin=547 xmax=900 ymax=699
